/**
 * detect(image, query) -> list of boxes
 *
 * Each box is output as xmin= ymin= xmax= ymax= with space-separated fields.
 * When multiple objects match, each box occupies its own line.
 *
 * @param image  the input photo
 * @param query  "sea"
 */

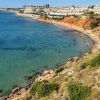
xmin=0 ymin=12 xmax=93 ymax=95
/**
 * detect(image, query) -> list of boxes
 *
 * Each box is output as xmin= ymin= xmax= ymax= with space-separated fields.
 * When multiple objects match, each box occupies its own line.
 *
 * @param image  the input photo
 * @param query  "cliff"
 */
xmin=62 ymin=16 xmax=91 ymax=29
xmin=62 ymin=16 xmax=100 ymax=35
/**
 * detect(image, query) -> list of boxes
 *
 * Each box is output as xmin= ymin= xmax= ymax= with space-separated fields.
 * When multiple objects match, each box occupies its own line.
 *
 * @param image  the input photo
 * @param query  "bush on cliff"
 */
xmin=30 ymin=81 xmax=59 ymax=98
xmin=90 ymin=19 xmax=100 ymax=29
xmin=84 ymin=11 xmax=94 ymax=19
xmin=89 ymin=53 xmax=100 ymax=67
xmin=80 ymin=62 xmax=89 ymax=69
xmin=55 ymin=67 xmax=64 ymax=73
xmin=68 ymin=82 xmax=90 ymax=100
xmin=80 ymin=53 xmax=100 ymax=68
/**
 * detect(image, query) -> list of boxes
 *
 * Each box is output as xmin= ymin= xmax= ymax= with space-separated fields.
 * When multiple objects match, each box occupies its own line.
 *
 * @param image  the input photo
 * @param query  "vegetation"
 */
xmin=90 ymin=18 xmax=100 ymax=29
xmin=83 ymin=11 xmax=100 ymax=29
xmin=80 ymin=62 xmax=89 ymax=69
xmin=68 ymin=82 xmax=90 ymax=100
xmin=55 ymin=67 xmax=64 ymax=73
xmin=88 ymin=5 xmax=94 ymax=9
xmin=89 ymin=54 xmax=100 ymax=67
xmin=80 ymin=53 xmax=100 ymax=68
xmin=30 ymin=81 xmax=59 ymax=98
xmin=84 ymin=11 xmax=95 ymax=19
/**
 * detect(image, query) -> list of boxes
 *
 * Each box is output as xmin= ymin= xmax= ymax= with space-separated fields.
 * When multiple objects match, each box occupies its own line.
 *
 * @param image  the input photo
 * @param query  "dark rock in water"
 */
xmin=24 ymin=76 xmax=33 ymax=81
xmin=29 ymin=69 xmax=37 ymax=75
xmin=68 ymin=58 xmax=74 ymax=62
xmin=12 ymin=85 xmax=18 ymax=90
xmin=34 ymin=72 xmax=38 ymax=75
xmin=56 ymin=63 xmax=62 ymax=67
xmin=43 ymin=66 xmax=48 ymax=68
xmin=0 ymin=89 xmax=3 ymax=93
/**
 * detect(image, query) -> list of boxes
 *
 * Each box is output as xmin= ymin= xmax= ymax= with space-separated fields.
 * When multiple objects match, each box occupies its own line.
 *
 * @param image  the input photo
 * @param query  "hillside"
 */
xmin=27 ymin=49 xmax=100 ymax=100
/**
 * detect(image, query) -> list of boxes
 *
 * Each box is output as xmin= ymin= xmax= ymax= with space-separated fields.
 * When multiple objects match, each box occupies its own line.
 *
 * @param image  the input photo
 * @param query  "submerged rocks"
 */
xmin=0 ymin=89 xmax=3 ymax=93
xmin=24 ymin=76 xmax=33 ymax=81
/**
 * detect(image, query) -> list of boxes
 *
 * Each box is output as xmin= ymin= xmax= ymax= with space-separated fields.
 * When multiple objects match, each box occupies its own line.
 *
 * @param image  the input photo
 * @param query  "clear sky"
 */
xmin=0 ymin=0 xmax=100 ymax=8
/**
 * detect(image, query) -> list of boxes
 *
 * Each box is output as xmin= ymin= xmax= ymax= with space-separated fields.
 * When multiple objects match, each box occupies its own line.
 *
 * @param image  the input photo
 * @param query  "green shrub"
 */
xmin=84 ymin=11 xmax=94 ymax=18
xmin=30 ymin=81 xmax=59 ymax=98
xmin=55 ymin=67 xmax=64 ymax=73
xmin=68 ymin=82 xmax=90 ymax=100
xmin=90 ymin=20 xmax=99 ymax=29
xmin=30 ymin=81 xmax=40 ymax=95
xmin=80 ymin=63 xmax=88 ymax=69
xmin=89 ymin=54 xmax=100 ymax=67
xmin=80 ymin=54 xmax=100 ymax=68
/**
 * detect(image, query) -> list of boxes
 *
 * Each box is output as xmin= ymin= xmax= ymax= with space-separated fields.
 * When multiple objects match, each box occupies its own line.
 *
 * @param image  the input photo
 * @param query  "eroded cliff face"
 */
xmin=38 ymin=14 xmax=100 ymax=34
xmin=63 ymin=16 xmax=92 ymax=29
xmin=62 ymin=16 xmax=100 ymax=34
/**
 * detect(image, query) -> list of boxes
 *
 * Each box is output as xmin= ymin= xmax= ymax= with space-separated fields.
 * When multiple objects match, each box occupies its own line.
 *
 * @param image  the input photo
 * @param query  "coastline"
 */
xmin=16 ymin=13 xmax=100 ymax=47
xmin=1 ymin=12 xmax=100 ymax=100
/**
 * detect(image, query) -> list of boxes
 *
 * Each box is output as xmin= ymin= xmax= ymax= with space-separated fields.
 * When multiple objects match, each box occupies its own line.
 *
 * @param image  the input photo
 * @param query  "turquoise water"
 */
xmin=0 ymin=12 xmax=93 ymax=95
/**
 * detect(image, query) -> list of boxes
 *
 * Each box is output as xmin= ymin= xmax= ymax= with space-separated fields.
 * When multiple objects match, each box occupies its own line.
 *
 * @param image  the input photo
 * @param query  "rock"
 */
xmin=43 ymin=70 xmax=50 ymax=75
xmin=67 ymin=70 xmax=74 ymax=77
xmin=24 ymin=76 xmax=33 ymax=81
xmin=11 ymin=87 xmax=21 ymax=93
xmin=68 ymin=58 xmax=74 ymax=62
xmin=0 ymin=89 xmax=3 ymax=93
xmin=73 ymin=56 xmax=79 ymax=62
xmin=56 ymin=63 xmax=62 ymax=67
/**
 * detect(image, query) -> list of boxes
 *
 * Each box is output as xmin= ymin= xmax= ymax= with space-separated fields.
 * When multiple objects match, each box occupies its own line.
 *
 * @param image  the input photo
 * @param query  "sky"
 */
xmin=0 ymin=0 xmax=100 ymax=8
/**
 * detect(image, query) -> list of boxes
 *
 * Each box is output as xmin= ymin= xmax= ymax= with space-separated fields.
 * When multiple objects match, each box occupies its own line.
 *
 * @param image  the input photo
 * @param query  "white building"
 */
xmin=23 ymin=7 xmax=34 ymax=14
xmin=48 ymin=6 xmax=88 ymax=16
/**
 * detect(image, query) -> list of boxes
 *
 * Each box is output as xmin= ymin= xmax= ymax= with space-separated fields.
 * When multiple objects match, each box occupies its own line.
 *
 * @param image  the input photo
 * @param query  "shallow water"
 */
xmin=0 ymin=12 xmax=93 ymax=95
